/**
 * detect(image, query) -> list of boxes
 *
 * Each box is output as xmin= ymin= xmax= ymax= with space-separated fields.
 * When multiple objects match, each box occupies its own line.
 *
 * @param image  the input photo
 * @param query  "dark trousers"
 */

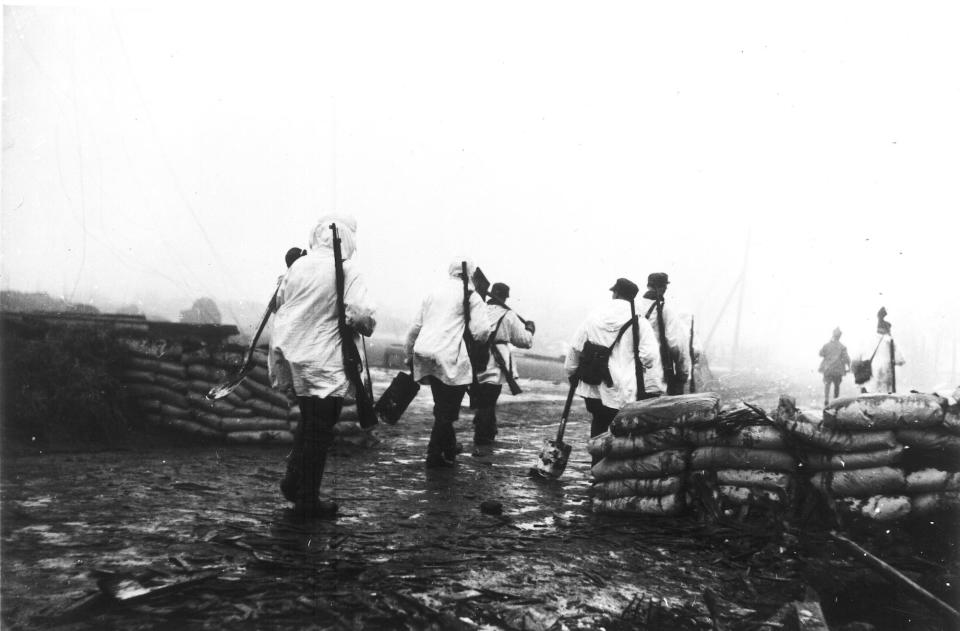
xmin=427 ymin=377 xmax=468 ymax=460
xmin=471 ymin=383 xmax=503 ymax=444
xmin=280 ymin=396 xmax=341 ymax=506
xmin=824 ymin=375 xmax=842 ymax=404
xmin=584 ymin=397 xmax=618 ymax=466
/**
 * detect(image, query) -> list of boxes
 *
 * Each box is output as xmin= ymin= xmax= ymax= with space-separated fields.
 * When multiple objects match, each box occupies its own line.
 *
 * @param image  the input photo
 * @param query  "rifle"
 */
xmin=330 ymin=223 xmax=378 ymax=428
xmin=489 ymin=315 xmax=522 ymax=396
xmin=889 ymin=336 xmax=897 ymax=394
xmin=651 ymin=298 xmax=680 ymax=393
xmin=629 ymin=299 xmax=645 ymax=400
xmin=689 ymin=315 xmax=696 ymax=393
xmin=461 ymin=261 xmax=485 ymax=379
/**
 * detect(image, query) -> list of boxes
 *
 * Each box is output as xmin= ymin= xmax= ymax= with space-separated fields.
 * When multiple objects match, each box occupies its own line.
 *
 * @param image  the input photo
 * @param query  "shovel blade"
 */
xmin=535 ymin=438 xmax=572 ymax=479
xmin=206 ymin=368 xmax=251 ymax=400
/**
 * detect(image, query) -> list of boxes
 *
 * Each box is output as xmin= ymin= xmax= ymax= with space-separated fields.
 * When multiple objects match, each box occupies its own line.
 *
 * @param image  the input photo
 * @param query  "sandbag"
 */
xmin=185 ymin=363 xmax=228 ymax=383
xmin=159 ymin=403 xmax=192 ymax=419
xmin=590 ymin=449 xmax=688 ymax=482
xmin=911 ymin=492 xmax=960 ymax=515
xmin=610 ymin=393 xmax=720 ymax=436
xmin=776 ymin=406 xmax=898 ymax=453
xmin=225 ymin=429 xmax=294 ymax=444
xmin=185 ymin=391 xmax=253 ymax=418
xmin=162 ymin=418 xmax=222 ymax=438
xmin=193 ymin=411 xmax=225 ymax=429
xmin=247 ymin=365 xmax=272 ymax=387
xmin=690 ymin=447 xmax=795 ymax=472
xmin=714 ymin=469 xmax=793 ymax=491
xmin=823 ymin=393 xmax=944 ymax=431
xmin=591 ymin=493 xmax=683 ymax=516
xmin=810 ymin=467 xmax=906 ymax=497
xmin=243 ymin=376 xmax=294 ymax=408
xmin=801 ymin=446 xmax=904 ymax=471
xmin=210 ymin=417 xmax=291 ymax=433
xmin=716 ymin=485 xmax=783 ymax=506
xmin=896 ymin=429 xmax=960 ymax=460
xmin=185 ymin=380 xmax=246 ymax=407
xmin=125 ymin=384 xmax=189 ymax=409
xmin=944 ymin=409 xmax=960 ymax=435
xmin=905 ymin=469 xmax=960 ymax=493
xmin=685 ymin=425 xmax=786 ymax=450
xmin=132 ymin=398 xmax=162 ymax=411
xmin=120 ymin=369 xmax=156 ymax=384
xmin=118 ymin=337 xmax=183 ymax=361
xmin=587 ymin=428 xmax=684 ymax=460
xmin=591 ymin=475 xmax=683 ymax=500
xmin=246 ymin=398 xmax=293 ymax=421
xmin=835 ymin=495 xmax=912 ymax=522
xmin=125 ymin=356 xmax=186 ymax=379
xmin=153 ymin=374 xmax=188 ymax=392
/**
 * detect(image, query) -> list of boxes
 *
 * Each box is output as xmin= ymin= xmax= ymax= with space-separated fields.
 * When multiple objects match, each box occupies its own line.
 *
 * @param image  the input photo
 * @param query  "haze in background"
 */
xmin=3 ymin=3 xmax=958 ymax=393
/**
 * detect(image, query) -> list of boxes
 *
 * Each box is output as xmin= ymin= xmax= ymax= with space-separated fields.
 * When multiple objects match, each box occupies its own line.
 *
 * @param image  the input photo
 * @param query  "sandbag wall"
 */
xmin=686 ymin=405 xmax=796 ymax=517
xmin=117 ymin=336 xmax=365 ymax=445
xmin=588 ymin=393 xmax=718 ymax=516
xmin=775 ymin=392 xmax=960 ymax=523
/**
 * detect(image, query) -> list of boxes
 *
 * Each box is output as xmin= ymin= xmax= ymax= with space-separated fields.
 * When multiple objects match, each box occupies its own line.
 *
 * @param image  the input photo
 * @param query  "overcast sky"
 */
xmin=2 ymin=2 xmax=958 ymax=389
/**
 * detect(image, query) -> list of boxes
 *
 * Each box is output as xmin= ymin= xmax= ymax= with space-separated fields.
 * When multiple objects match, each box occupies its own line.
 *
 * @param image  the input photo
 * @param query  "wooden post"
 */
xmin=830 ymin=531 xmax=960 ymax=625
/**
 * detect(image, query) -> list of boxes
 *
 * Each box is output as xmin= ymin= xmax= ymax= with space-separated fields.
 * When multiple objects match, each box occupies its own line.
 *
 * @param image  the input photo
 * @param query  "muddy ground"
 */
xmin=2 ymin=373 xmax=957 ymax=630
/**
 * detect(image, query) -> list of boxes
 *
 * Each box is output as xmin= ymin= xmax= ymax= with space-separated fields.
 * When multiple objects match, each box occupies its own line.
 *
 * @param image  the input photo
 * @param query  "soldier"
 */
xmin=270 ymin=215 xmax=376 ymax=517
xmin=818 ymin=327 xmax=850 ymax=405
xmin=639 ymin=273 xmax=689 ymax=395
xmin=471 ymin=282 xmax=535 ymax=449
xmin=565 ymin=278 xmax=662 ymax=464
xmin=405 ymin=259 xmax=491 ymax=468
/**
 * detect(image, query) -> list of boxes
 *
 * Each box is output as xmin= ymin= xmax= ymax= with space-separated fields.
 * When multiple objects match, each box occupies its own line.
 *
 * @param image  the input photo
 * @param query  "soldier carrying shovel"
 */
xmin=471 ymin=282 xmax=535 ymax=450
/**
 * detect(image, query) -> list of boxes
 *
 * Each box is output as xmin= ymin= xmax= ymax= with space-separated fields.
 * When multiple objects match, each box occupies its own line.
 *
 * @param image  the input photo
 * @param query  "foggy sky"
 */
xmin=2 ymin=2 xmax=959 ymax=391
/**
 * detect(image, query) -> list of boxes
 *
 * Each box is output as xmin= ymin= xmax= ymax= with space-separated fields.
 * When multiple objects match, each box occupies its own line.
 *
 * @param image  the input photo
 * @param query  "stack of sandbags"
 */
xmin=588 ymin=393 xmax=720 ymax=516
xmin=895 ymin=390 xmax=960 ymax=516
xmin=775 ymin=394 xmax=933 ymax=523
xmin=117 ymin=337 xmax=297 ymax=444
xmin=686 ymin=404 xmax=795 ymax=516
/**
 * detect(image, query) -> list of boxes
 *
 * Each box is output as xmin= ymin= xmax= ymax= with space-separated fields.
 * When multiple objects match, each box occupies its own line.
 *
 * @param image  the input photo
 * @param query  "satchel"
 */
xmin=577 ymin=319 xmax=633 ymax=387
xmin=852 ymin=336 xmax=884 ymax=385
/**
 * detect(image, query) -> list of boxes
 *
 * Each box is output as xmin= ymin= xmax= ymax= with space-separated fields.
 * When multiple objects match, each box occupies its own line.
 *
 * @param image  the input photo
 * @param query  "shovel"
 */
xmin=207 ymin=282 xmax=281 ymax=400
xmin=533 ymin=379 xmax=578 ymax=479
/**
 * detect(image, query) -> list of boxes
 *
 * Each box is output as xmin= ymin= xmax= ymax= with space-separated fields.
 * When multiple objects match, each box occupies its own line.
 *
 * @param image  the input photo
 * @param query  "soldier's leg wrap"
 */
xmin=427 ymin=377 xmax=467 ymax=464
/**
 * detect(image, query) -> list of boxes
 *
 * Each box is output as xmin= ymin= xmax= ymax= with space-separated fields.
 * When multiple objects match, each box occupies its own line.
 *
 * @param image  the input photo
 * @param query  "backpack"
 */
xmin=577 ymin=319 xmax=634 ymax=387
xmin=852 ymin=336 xmax=884 ymax=385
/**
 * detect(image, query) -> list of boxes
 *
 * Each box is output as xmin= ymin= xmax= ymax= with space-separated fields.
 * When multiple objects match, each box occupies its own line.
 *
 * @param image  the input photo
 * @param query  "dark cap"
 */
xmin=285 ymin=247 xmax=307 ymax=268
xmin=609 ymin=278 xmax=639 ymax=301
xmin=647 ymin=272 xmax=670 ymax=288
xmin=490 ymin=282 xmax=510 ymax=301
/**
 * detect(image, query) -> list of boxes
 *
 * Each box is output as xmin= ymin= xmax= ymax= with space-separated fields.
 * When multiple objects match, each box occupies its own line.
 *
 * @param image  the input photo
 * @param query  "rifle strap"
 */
xmin=649 ymin=299 xmax=673 ymax=376
xmin=609 ymin=318 xmax=634 ymax=352
xmin=868 ymin=335 xmax=884 ymax=362
xmin=488 ymin=313 xmax=512 ymax=376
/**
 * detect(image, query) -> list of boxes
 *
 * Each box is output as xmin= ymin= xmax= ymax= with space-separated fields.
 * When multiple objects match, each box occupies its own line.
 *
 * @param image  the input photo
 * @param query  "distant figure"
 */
xmin=818 ymin=327 xmax=850 ymax=406
xmin=639 ymin=273 xmax=689 ymax=395
xmin=870 ymin=309 xmax=904 ymax=394
xmin=405 ymin=258 xmax=491 ymax=468
xmin=472 ymin=282 xmax=535 ymax=448
xmin=565 ymin=277 xmax=662 ymax=464
xmin=269 ymin=247 xmax=308 ymax=314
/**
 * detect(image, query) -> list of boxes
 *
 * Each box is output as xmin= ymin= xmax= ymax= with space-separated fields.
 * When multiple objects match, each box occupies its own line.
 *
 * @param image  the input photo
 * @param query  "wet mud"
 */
xmin=1 ymin=376 xmax=953 ymax=630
